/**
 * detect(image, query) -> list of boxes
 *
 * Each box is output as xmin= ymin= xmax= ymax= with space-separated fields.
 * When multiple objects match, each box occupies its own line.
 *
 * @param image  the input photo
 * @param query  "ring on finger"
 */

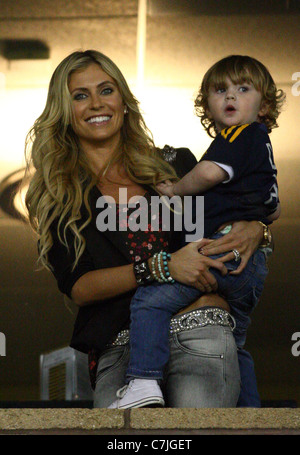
xmin=232 ymin=249 xmax=241 ymax=262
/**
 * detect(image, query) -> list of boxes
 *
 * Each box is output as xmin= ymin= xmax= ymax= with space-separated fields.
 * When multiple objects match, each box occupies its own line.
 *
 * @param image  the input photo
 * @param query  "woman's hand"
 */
xmin=198 ymin=220 xmax=263 ymax=274
xmin=168 ymin=241 xmax=228 ymax=293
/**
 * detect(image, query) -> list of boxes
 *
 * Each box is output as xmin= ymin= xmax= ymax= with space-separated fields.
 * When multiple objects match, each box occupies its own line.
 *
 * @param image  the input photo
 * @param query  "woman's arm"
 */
xmin=72 ymin=243 xmax=228 ymax=306
xmin=71 ymin=263 xmax=137 ymax=306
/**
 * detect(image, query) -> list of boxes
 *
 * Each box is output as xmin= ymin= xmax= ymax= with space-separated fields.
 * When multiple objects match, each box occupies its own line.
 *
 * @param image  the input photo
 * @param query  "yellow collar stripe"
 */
xmin=221 ymin=125 xmax=236 ymax=139
xmin=229 ymin=124 xmax=249 ymax=143
xmin=220 ymin=124 xmax=250 ymax=143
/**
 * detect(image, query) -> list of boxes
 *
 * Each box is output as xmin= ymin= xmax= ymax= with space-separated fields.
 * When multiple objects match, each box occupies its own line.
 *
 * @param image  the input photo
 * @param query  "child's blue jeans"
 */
xmin=127 ymin=234 xmax=268 ymax=387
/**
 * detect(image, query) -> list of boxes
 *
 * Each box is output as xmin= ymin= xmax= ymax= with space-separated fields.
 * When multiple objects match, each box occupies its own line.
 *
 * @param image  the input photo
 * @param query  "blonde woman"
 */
xmin=25 ymin=50 xmax=266 ymax=408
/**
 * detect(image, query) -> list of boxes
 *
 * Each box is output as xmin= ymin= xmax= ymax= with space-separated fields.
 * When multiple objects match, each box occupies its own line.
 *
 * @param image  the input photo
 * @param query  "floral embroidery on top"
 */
xmin=114 ymin=192 xmax=169 ymax=261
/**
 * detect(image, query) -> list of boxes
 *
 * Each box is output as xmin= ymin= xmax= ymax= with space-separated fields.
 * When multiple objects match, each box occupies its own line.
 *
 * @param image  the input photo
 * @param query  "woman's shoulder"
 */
xmin=159 ymin=145 xmax=197 ymax=177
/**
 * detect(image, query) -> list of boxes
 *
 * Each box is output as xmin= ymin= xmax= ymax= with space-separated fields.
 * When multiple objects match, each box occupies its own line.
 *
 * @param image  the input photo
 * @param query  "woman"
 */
xmin=24 ymin=50 xmax=268 ymax=408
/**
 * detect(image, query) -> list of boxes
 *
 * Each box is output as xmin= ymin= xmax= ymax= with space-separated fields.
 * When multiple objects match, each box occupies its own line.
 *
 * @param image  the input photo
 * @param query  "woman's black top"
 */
xmin=47 ymin=147 xmax=197 ymax=354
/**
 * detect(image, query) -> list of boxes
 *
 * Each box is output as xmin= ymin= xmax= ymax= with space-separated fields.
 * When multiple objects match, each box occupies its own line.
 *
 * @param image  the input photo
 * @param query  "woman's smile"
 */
xmin=86 ymin=115 xmax=112 ymax=125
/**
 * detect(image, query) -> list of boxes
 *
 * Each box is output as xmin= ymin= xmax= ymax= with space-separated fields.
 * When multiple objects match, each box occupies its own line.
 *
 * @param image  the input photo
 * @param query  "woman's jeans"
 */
xmin=94 ymin=319 xmax=241 ymax=408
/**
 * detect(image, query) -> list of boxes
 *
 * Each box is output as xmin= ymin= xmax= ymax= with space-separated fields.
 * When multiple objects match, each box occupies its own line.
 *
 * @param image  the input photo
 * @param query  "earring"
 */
xmin=124 ymin=106 xmax=128 ymax=114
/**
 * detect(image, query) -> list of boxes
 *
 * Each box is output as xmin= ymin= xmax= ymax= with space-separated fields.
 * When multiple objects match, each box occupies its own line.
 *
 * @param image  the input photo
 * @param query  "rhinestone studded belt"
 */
xmin=108 ymin=307 xmax=235 ymax=347
xmin=109 ymin=329 xmax=130 ymax=346
xmin=169 ymin=307 xmax=236 ymax=335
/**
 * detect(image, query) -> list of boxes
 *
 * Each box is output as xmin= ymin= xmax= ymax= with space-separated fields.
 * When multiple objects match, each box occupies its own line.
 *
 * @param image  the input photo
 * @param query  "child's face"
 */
xmin=206 ymin=77 xmax=266 ymax=132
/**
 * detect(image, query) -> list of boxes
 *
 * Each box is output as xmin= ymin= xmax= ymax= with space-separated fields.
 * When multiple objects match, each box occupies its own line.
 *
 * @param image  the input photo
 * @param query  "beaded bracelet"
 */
xmin=151 ymin=253 xmax=164 ymax=283
xmin=161 ymin=251 xmax=175 ymax=283
xmin=152 ymin=251 xmax=175 ymax=284
xmin=162 ymin=251 xmax=175 ymax=283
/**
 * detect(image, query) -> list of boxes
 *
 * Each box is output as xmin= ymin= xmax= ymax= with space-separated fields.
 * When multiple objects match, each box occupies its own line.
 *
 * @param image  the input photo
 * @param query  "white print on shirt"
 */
xmin=264 ymin=142 xmax=278 ymax=207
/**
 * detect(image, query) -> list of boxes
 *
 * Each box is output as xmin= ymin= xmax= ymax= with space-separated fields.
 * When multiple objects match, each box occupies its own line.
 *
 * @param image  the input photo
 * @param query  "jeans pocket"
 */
xmin=172 ymin=326 xmax=226 ymax=359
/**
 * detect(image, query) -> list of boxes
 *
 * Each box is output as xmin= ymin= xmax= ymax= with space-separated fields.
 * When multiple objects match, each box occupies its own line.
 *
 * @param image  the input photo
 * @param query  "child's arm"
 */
xmin=172 ymin=160 xmax=228 ymax=196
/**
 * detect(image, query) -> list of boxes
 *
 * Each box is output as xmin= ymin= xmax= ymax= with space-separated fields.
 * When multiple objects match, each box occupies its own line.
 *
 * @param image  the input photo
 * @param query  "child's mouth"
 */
xmin=225 ymin=105 xmax=236 ymax=112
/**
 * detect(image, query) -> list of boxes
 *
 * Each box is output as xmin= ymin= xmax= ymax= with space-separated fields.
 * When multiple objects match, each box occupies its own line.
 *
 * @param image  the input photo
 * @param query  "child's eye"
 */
xmin=216 ymin=87 xmax=226 ymax=94
xmin=239 ymin=86 xmax=249 ymax=92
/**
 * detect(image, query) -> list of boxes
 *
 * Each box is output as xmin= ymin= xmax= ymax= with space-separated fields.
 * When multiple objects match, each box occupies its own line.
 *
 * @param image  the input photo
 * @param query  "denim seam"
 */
xmin=96 ymin=345 xmax=129 ymax=382
xmin=220 ymin=251 xmax=267 ymax=295
xmin=221 ymin=328 xmax=229 ymax=407
xmin=227 ymin=285 xmax=258 ymax=303
xmin=126 ymin=367 xmax=162 ymax=379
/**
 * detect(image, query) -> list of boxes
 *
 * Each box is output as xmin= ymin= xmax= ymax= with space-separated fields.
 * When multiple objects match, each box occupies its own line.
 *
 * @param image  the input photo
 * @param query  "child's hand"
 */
xmin=156 ymin=180 xmax=175 ymax=197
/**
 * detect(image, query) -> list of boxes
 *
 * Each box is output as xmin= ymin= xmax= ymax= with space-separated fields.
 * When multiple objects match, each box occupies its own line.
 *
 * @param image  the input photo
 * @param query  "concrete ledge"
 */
xmin=130 ymin=408 xmax=300 ymax=430
xmin=0 ymin=408 xmax=299 ymax=434
xmin=0 ymin=409 xmax=125 ymax=431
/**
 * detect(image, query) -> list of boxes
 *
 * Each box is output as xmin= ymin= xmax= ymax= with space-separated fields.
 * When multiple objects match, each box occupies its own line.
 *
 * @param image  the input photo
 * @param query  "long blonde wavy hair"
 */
xmin=24 ymin=50 xmax=178 ymax=270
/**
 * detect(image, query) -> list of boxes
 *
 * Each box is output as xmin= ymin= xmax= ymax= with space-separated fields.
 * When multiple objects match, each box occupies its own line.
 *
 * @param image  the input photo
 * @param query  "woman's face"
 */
xmin=68 ymin=63 xmax=126 ymax=150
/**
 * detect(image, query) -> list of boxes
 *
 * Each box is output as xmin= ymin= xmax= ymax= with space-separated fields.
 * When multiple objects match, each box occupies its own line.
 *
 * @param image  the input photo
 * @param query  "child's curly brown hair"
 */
xmin=194 ymin=55 xmax=286 ymax=138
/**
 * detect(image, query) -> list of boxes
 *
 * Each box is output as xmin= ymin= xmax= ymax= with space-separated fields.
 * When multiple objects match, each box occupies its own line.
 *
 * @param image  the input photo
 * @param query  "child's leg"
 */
xmin=205 ymin=232 xmax=267 ymax=407
xmin=236 ymin=349 xmax=261 ymax=407
xmin=126 ymin=281 xmax=201 ymax=380
xmin=213 ymin=249 xmax=267 ymax=407
xmin=220 ymin=250 xmax=268 ymax=348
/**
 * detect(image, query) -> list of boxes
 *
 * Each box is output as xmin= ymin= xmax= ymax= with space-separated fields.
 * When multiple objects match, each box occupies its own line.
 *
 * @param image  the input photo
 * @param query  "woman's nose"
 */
xmin=90 ymin=94 xmax=103 ymax=109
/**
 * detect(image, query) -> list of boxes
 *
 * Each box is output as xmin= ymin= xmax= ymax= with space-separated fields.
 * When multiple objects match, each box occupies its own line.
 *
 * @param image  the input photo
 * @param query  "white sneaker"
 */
xmin=108 ymin=379 xmax=165 ymax=409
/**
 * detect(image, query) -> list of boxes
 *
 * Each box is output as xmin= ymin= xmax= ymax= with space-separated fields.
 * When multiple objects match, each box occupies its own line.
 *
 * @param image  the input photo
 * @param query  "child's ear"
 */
xmin=258 ymin=101 xmax=269 ymax=117
xmin=205 ymin=108 xmax=213 ymax=119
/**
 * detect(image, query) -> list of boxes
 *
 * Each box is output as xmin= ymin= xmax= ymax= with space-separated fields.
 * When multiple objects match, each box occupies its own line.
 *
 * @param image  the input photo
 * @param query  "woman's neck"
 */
xmin=97 ymin=164 xmax=146 ymax=203
xmin=80 ymin=135 xmax=121 ymax=176
xmin=83 ymin=147 xmax=114 ymax=176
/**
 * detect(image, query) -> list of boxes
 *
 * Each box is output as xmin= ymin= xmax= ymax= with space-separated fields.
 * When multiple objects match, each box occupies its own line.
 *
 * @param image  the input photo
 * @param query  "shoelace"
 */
xmin=116 ymin=384 xmax=130 ymax=399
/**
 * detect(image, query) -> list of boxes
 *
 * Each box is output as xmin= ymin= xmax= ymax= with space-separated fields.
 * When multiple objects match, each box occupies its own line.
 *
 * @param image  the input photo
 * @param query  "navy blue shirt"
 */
xmin=193 ymin=122 xmax=279 ymax=238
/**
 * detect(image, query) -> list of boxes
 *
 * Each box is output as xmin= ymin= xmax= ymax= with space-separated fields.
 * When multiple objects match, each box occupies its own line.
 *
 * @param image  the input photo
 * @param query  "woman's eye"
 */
xmin=101 ymin=87 xmax=113 ymax=95
xmin=73 ymin=93 xmax=87 ymax=101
